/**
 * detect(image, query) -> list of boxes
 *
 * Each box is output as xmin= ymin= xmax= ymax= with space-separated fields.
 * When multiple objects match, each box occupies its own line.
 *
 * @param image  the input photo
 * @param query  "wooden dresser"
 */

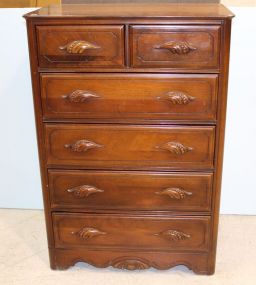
xmin=24 ymin=3 xmax=234 ymax=275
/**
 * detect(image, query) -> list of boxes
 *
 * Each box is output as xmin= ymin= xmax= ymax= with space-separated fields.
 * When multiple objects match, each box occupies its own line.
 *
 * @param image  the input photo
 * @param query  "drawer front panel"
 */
xmin=53 ymin=213 xmax=210 ymax=251
xmin=37 ymin=25 xmax=124 ymax=68
xmin=45 ymin=124 xmax=215 ymax=170
xmin=41 ymin=74 xmax=218 ymax=121
xmin=49 ymin=170 xmax=213 ymax=212
xmin=131 ymin=25 xmax=221 ymax=69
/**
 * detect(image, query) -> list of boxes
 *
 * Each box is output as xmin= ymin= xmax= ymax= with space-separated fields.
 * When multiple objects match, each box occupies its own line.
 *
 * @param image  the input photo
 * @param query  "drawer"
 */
xmin=41 ymin=73 xmax=218 ymax=121
xmin=49 ymin=170 xmax=213 ymax=212
xmin=53 ymin=213 xmax=210 ymax=251
xmin=131 ymin=25 xmax=221 ymax=69
xmin=37 ymin=25 xmax=124 ymax=68
xmin=45 ymin=124 xmax=215 ymax=170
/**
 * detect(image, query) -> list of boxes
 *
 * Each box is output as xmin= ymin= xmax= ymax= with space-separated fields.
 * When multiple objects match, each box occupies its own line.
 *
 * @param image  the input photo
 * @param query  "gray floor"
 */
xmin=0 ymin=209 xmax=255 ymax=284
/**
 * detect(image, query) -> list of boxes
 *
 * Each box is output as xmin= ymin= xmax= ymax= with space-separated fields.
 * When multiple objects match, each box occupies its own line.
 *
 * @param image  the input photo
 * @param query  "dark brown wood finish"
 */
xmin=130 ymin=25 xmax=221 ymax=69
xmin=53 ymin=213 xmax=210 ymax=251
xmin=51 ymin=248 xmax=210 ymax=273
xmin=45 ymin=124 xmax=215 ymax=170
xmin=37 ymin=25 xmax=125 ymax=68
xmin=28 ymin=3 xmax=234 ymax=18
xmin=49 ymin=170 xmax=213 ymax=212
xmin=24 ymin=3 xmax=234 ymax=275
xmin=41 ymin=73 xmax=218 ymax=121
xmin=208 ymin=18 xmax=233 ymax=275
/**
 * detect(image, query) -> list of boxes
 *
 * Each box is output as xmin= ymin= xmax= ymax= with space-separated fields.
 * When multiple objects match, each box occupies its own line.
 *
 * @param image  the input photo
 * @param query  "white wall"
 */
xmin=0 ymin=8 xmax=43 ymax=209
xmin=0 ymin=7 xmax=255 ymax=214
xmin=221 ymin=8 xmax=256 ymax=214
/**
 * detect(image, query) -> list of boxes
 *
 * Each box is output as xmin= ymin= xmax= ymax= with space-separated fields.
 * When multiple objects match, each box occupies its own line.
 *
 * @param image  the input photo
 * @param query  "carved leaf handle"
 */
xmin=62 ymin=90 xmax=100 ymax=103
xmin=156 ymin=141 xmax=193 ymax=155
xmin=67 ymin=185 xmax=104 ymax=198
xmin=59 ymin=40 xmax=100 ymax=54
xmin=154 ymin=229 xmax=191 ymax=241
xmin=64 ymin=139 xmax=102 ymax=152
xmin=155 ymin=41 xmax=196 ymax=55
xmin=157 ymin=91 xmax=195 ymax=105
xmin=155 ymin=188 xmax=192 ymax=200
xmin=72 ymin=227 xmax=106 ymax=240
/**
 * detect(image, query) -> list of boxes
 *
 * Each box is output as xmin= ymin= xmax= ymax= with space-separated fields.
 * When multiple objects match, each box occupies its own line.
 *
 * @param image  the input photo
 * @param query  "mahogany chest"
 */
xmin=24 ymin=3 xmax=234 ymax=274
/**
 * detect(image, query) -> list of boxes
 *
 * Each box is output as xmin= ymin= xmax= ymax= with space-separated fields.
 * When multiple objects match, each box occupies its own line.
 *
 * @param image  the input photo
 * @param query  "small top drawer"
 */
xmin=131 ymin=25 xmax=221 ymax=70
xmin=37 ymin=25 xmax=124 ymax=68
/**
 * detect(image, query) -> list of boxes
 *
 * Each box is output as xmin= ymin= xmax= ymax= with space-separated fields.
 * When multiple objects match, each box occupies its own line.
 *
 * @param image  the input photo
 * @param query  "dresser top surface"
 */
xmin=24 ymin=3 xmax=234 ymax=19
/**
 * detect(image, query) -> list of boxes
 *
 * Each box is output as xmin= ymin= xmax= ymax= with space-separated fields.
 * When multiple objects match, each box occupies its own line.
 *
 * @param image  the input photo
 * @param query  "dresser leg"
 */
xmin=49 ymin=248 xmax=79 ymax=270
xmin=206 ymin=260 xmax=216 ymax=275
xmin=49 ymin=248 xmax=58 ymax=270
xmin=207 ymin=268 xmax=215 ymax=275
xmin=49 ymin=248 xmax=68 ymax=270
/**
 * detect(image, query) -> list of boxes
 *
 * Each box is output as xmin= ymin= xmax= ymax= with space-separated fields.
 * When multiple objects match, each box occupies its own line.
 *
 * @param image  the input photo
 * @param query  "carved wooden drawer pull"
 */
xmin=155 ymin=229 xmax=191 ymax=241
xmin=155 ymin=188 xmax=192 ymax=200
xmin=59 ymin=40 xmax=100 ymax=54
xmin=155 ymin=41 xmax=196 ymax=55
xmin=157 ymin=141 xmax=193 ymax=155
xmin=64 ymin=139 xmax=102 ymax=152
xmin=157 ymin=91 xmax=195 ymax=105
xmin=72 ymin=227 xmax=106 ymax=240
xmin=67 ymin=185 xmax=104 ymax=198
xmin=62 ymin=90 xmax=100 ymax=103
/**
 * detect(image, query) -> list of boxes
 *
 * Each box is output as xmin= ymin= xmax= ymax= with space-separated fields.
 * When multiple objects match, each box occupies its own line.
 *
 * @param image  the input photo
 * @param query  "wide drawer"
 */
xmin=131 ymin=25 xmax=221 ymax=69
xmin=45 ymin=124 xmax=215 ymax=170
xmin=37 ymin=25 xmax=124 ymax=68
xmin=49 ymin=170 xmax=213 ymax=212
xmin=53 ymin=213 xmax=210 ymax=251
xmin=41 ymin=73 xmax=218 ymax=121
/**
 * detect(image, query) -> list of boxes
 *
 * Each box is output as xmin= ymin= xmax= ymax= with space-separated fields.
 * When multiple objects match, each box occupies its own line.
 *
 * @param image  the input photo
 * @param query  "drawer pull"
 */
xmin=157 ymin=141 xmax=193 ymax=155
xmin=157 ymin=91 xmax=195 ymax=105
xmin=59 ymin=40 xmax=100 ymax=54
xmin=72 ymin=227 xmax=106 ymax=240
xmin=64 ymin=139 xmax=102 ymax=152
xmin=154 ymin=229 xmax=191 ymax=241
xmin=155 ymin=41 xmax=196 ymax=55
xmin=67 ymin=185 xmax=104 ymax=198
xmin=155 ymin=188 xmax=192 ymax=200
xmin=62 ymin=90 xmax=100 ymax=103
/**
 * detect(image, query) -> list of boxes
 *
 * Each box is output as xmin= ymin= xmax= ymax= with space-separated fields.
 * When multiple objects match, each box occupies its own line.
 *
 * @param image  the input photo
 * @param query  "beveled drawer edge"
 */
xmin=52 ymin=212 xmax=211 ymax=252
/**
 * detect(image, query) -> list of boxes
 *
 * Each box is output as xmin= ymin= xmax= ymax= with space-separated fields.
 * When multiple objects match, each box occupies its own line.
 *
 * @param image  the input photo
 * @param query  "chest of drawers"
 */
xmin=24 ymin=3 xmax=234 ymax=275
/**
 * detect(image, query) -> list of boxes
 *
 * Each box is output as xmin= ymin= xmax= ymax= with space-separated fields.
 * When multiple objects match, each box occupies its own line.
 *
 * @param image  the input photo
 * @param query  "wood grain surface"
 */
xmin=24 ymin=3 xmax=233 ymax=274
xmin=49 ymin=170 xmax=213 ymax=212
xmin=41 ymin=73 xmax=218 ymax=121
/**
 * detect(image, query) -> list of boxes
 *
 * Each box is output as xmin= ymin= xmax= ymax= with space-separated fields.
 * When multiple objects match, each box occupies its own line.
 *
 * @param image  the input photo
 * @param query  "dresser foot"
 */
xmin=205 ymin=264 xmax=216 ymax=275
xmin=49 ymin=248 xmax=70 ymax=270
